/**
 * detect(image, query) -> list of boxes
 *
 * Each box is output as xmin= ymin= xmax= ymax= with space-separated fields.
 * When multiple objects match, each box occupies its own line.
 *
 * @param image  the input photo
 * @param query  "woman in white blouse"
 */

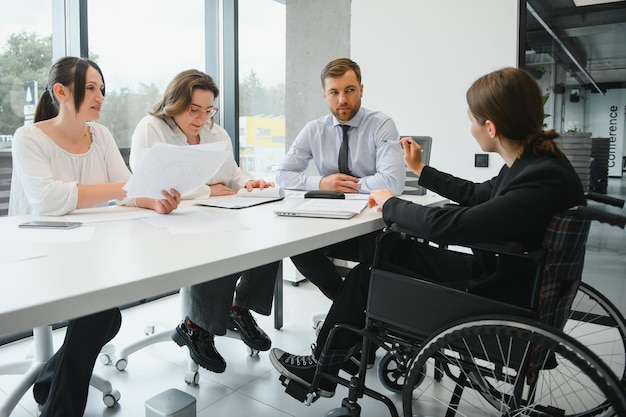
xmin=130 ymin=69 xmax=279 ymax=374
xmin=9 ymin=56 xmax=180 ymax=417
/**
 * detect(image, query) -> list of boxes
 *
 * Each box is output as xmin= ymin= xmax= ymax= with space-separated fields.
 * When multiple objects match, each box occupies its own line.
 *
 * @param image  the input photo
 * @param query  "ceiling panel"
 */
xmin=525 ymin=0 xmax=626 ymax=90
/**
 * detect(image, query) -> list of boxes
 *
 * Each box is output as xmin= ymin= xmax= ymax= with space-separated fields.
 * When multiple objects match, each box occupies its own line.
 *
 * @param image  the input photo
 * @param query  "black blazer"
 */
xmin=382 ymin=152 xmax=586 ymax=307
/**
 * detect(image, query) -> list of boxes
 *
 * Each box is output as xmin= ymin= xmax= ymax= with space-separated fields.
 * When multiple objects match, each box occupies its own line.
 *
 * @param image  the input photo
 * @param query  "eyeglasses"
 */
xmin=188 ymin=105 xmax=219 ymax=119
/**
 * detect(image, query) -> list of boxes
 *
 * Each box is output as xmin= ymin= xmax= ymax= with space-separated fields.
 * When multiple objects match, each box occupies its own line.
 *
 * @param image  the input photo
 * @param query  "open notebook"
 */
xmin=274 ymin=198 xmax=367 ymax=219
xmin=196 ymin=187 xmax=284 ymax=209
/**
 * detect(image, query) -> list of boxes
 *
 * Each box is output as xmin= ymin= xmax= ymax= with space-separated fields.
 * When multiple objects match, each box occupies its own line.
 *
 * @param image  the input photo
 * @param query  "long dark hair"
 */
xmin=466 ymin=67 xmax=566 ymax=159
xmin=34 ymin=56 xmax=106 ymax=122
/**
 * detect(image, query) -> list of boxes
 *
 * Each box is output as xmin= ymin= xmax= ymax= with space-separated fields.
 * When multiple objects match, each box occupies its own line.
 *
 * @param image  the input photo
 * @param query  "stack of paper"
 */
xmin=124 ymin=142 xmax=229 ymax=199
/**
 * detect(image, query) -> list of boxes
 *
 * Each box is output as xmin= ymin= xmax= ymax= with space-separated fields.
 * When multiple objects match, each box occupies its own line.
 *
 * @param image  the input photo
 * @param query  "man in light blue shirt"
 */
xmin=276 ymin=62 xmax=405 ymax=195
xmin=276 ymin=58 xmax=405 ymax=300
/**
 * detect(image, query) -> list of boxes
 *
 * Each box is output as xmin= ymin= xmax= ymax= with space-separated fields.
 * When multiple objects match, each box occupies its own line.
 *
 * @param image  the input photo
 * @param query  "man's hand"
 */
xmin=319 ymin=173 xmax=360 ymax=193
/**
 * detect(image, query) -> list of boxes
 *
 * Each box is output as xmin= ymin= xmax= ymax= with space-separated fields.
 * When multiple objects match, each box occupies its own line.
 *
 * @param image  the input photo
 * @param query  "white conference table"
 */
xmin=0 ymin=193 xmax=446 ymax=339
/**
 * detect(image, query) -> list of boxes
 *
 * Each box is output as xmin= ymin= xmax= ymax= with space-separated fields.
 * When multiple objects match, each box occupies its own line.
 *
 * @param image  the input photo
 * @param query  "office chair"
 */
xmin=100 ymin=286 xmax=206 ymax=385
xmin=101 ymin=264 xmax=285 ymax=385
xmin=0 ymin=325 xmax=120 ymax=417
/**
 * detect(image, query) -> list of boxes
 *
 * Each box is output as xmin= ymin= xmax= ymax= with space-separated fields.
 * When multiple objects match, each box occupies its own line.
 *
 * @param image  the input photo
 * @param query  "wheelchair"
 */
xmin=286 ymin=193 xmax=626 ymax=417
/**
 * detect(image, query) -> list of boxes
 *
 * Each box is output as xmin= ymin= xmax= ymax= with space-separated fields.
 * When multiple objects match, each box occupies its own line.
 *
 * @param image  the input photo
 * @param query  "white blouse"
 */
xmin=130 ymin=115 xmax=253 ymax=200
xmin=9 ymin=123 xmax=131 ymax=216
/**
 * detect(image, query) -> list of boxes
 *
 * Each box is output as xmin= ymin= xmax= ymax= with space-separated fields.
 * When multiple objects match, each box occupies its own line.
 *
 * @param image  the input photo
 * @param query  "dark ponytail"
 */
xmin=522 ymin=128 xmax=568 ymax=160
xmin=34 ymin=88 xmax=58 ymax=122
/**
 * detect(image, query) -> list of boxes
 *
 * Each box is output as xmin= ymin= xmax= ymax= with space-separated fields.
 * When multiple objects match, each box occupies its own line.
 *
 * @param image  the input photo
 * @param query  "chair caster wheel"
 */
xmin=115 ymin=358 xmax=128 ymax=371
xmin=378 ymin=352 xmax=425 ymax=393
xmin=184 ymin=371 xmax=200 ymax=385
xmin=102 ymin=389 xmax=121 ymax=407
xmin=246 ymin=346 xmax=260 ymax=356
xmin=99 ymin=353 xmax=112 ymax=365
xmin=291 ymin=281 xmax=300 ymax=287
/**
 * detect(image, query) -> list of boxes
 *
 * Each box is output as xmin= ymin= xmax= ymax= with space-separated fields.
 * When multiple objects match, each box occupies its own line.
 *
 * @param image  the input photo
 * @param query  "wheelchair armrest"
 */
xmin=385 ymin=224 xmax=544 ymax=263
xmin=585 ymin=191 xmax=625 ymax=208
xmin=573 ymin=205 xmax=626 ymax=228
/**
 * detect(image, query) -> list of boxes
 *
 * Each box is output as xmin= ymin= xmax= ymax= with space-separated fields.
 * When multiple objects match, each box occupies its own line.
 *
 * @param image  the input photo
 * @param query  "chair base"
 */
xmin=0 ymin=325 xmax=119 ymax=417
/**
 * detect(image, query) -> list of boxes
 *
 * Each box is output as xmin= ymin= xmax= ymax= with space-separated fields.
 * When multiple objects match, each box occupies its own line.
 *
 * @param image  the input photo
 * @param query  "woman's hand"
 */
xmin=136 ymin=189 xmax=181 ymax=214
xmin=244 ymin=179 xmax=275 ymax=191
xmin=368 ymin=189 xmax=395 ymax=212
xmin=399 ymin=137 xmax=425 ymax=176
xmin=153 ymin=189 xmax=181 ymax=214
xmin=210 ymin=183 xmax=236 ymax=196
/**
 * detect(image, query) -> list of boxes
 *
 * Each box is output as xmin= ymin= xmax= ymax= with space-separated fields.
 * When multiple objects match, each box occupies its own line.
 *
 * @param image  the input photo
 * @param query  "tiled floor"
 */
xmin=1 ymin=177 xmax=625 ymax=417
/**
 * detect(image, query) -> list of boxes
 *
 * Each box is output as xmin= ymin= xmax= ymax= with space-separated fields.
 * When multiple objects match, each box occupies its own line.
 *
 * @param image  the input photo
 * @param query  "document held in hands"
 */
xmin=196 ymin=187 xmax=285 ymax=209
xmin=123 ymin=142 xmax=229 ymax=199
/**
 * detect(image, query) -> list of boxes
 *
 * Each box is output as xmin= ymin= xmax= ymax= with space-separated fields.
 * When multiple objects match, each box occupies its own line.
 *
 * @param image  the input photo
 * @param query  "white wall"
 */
xmin=351 ymin=0 xmax=520 ymax=182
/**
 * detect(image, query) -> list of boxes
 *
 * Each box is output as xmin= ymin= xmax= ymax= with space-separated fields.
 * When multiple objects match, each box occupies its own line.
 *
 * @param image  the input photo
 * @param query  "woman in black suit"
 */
xmin=269 ymin=67 xmax=586 ymax=399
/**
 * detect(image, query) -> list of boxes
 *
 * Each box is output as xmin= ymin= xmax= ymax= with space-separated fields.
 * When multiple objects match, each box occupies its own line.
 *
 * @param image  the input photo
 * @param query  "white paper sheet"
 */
xmin=124 ymin=142 xmax=229 ymax=199
xmin=141 ymin=207 xmax=248 ymax=234
xmin=62 ymin=206 xmax=158 ymax=223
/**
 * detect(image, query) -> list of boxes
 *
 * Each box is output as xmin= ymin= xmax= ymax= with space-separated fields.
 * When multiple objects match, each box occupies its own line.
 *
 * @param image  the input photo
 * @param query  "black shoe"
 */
xmin=33 ymin=381 xmax=48 ymax=406
xmin=171 ymin=318 xmax=226 ymax=373
xmin=228 ymin=305 xmax=271 ymax=351
xmin=269 ymin=348 xmax=336 ymax=398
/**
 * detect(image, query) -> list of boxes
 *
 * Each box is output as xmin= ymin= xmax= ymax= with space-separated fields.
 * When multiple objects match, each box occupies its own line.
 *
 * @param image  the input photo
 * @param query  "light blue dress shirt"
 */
xmin=276 ymin=107 xmax=406 ymax=195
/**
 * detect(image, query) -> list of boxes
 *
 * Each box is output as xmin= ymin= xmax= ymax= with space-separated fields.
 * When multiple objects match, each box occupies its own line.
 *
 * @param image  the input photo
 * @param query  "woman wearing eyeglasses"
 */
xmin=130 ymin=69 xmax=279 ymax=373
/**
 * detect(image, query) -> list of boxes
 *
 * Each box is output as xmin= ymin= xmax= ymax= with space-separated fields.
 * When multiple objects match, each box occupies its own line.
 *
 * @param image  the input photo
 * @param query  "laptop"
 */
xmin=274 ymin=198 xmax=367 ymax=219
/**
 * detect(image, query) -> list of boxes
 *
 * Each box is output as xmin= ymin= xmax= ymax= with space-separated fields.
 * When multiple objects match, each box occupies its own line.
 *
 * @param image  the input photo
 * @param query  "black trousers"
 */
xmin=290 ymin=231 xmax=379 ymax=300
xmin=35 ymin=308 xmax=122 ymax=417
xmin=188 ymin=261 xmax=281 ymax=334
xmin=313 ymin=239 xmax=474 ymax=358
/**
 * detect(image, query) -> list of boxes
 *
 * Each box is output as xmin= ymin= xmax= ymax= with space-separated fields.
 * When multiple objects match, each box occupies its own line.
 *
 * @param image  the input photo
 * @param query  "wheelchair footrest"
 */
xmin=279 ymin=374 xmax=320 ymax=405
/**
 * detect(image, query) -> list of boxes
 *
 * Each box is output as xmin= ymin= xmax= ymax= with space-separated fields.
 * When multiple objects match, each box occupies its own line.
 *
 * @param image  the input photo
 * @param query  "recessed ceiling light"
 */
xmin=573 ymin=0 xmax=623 ymax=6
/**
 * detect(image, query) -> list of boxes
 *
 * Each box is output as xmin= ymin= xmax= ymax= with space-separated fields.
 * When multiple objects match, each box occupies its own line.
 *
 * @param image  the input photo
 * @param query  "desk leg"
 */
xmin=274 ymin=260 xmax=283 ymax=330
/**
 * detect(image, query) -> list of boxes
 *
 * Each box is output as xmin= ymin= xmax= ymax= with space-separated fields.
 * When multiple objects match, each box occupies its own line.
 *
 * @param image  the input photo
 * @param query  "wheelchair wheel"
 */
xmin=566 ymin=281 xmax=626 ymax=384
xmin=377 ymin=351 xmax=425 ymax=394
xmin=402 ymin=317 xmax=626 ymax=417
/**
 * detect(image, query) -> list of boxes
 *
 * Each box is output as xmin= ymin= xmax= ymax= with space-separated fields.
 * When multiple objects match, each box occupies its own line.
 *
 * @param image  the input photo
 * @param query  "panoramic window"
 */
xmin=237 ymin=0 xmax=285 ymax=177
xmin=0 ymin=1 xmax=53 ymax=216
xmin=0 ymin=1 xmax=53 ymax=145
xmin=88 ymin=0 xmax=206 ymax=149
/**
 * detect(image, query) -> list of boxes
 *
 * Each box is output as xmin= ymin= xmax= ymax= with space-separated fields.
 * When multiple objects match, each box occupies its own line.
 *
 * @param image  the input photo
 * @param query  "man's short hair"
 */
xmin=320 ymin=58 xmax=362 ymax=88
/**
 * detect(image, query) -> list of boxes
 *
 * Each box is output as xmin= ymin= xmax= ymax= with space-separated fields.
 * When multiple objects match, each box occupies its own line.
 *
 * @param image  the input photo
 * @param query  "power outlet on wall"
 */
xmin=475 ymin=154 xmax=489 ymax=167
